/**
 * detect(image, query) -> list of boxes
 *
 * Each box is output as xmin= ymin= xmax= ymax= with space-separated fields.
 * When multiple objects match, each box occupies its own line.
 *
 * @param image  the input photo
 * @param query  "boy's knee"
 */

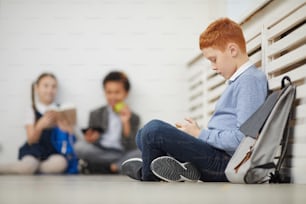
xmin=144 ymin=119 xmax=164 ymax=131
xmin=141 ymin=119 xmax=165 ymax=140
xmin=73 ymin=140 xmax=89 ymax=157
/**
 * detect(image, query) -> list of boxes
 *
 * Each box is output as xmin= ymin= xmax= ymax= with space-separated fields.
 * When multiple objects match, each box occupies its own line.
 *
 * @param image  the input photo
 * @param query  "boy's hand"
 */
xmin=116 ymin=105 xmax=132 ymax=137
xmin=84 ymin=129 xmax=100 ymax=143
xmin=118 ymin=105 xmax=131 ymax=124
xmin=175 ymin=117 xmax=201 ymax=138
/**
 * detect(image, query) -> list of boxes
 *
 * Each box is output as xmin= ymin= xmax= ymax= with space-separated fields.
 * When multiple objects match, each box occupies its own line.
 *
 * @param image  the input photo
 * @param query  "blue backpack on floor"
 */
xmin=51 ymin=127 xmax=79 ymax=174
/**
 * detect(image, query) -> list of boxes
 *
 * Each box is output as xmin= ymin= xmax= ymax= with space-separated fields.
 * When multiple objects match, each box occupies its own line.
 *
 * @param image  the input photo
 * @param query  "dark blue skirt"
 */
xmin=18 ymin=128 xmax=57 ymax=161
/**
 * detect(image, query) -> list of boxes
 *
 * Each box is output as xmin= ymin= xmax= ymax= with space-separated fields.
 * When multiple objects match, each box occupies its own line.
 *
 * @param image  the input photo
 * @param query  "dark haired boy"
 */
xmin=75 ymin=71 xmax=140 ymax=174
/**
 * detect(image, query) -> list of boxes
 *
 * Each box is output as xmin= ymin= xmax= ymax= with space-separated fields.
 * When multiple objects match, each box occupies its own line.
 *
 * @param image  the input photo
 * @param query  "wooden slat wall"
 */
xmin=186 ymin=0 xmax=306 ymax=183
xmin=264 ymin=3 xmax=306 ymax=184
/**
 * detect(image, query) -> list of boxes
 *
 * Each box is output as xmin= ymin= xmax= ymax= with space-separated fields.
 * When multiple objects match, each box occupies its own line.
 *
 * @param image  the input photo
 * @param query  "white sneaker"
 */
xmin=150 ymin=156 xmax=200 ymax=182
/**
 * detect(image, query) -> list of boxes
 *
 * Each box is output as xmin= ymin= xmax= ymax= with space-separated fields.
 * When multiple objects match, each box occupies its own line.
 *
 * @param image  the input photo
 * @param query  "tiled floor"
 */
xmin=0 ymin=175 xmax=305 ymax=204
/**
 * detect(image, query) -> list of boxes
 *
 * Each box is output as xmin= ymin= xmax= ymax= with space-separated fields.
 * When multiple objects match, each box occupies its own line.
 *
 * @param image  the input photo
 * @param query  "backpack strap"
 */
xmin=269 ymin=110 xmax=293 ymax=183
xmin=281 ymin=76 xmax=292 ymax=89
xmin=270 ymin=77 xmax=296 ymax=183
xmin=275 ymin=76 xmax=293 ymax=172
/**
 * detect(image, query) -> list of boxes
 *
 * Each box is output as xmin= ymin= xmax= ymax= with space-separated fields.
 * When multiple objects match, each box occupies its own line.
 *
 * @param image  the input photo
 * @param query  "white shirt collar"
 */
xmin=228 ymin=60 xmax=253 ymax=83
xmin=35 ymin=100 xmax=57 ymax=114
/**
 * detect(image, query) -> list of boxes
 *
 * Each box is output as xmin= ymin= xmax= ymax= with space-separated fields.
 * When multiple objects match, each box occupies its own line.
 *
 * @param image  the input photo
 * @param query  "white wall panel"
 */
xmin=0 ymin=0 xmax=226 ymax=162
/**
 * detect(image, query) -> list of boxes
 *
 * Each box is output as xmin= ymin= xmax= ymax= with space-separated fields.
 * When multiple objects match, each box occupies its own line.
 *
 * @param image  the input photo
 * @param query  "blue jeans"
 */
xmin=136 ymin=120 xmax=231 ymax=181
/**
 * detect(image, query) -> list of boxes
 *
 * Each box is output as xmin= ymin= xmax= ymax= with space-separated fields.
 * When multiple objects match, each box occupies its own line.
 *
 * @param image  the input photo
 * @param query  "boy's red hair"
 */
xmin=199 ymin=18 xmax=247 ymax=53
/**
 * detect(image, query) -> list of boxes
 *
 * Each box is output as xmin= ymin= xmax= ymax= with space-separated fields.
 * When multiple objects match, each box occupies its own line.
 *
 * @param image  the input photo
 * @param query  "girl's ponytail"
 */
xmin=31 ymin=82 xmax=38 ymax=122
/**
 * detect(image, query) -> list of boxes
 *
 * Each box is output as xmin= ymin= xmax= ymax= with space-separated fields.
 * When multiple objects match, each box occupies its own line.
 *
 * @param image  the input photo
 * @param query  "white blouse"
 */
xmin=24 ymin=101 xmax=57 ymax=125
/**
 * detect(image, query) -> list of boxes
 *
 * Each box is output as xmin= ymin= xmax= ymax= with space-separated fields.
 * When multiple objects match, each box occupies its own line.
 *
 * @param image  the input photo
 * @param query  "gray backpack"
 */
xmin=225 ymin=76 xmax=296 ymax=184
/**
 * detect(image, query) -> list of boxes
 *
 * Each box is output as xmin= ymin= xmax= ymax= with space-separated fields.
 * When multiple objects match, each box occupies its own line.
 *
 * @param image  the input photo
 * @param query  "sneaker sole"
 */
xmin=121 ymin=158 xmax=142 ymax=167
xmin=151 ymin=156 xmax=200 ymax=182
xmin=121 ymin=158 xmax=143 ymax=180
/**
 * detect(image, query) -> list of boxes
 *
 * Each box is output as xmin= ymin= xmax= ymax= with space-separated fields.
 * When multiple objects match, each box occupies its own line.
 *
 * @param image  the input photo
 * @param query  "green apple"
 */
xmin=114 ymin=102 xmax=125 ymax=113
